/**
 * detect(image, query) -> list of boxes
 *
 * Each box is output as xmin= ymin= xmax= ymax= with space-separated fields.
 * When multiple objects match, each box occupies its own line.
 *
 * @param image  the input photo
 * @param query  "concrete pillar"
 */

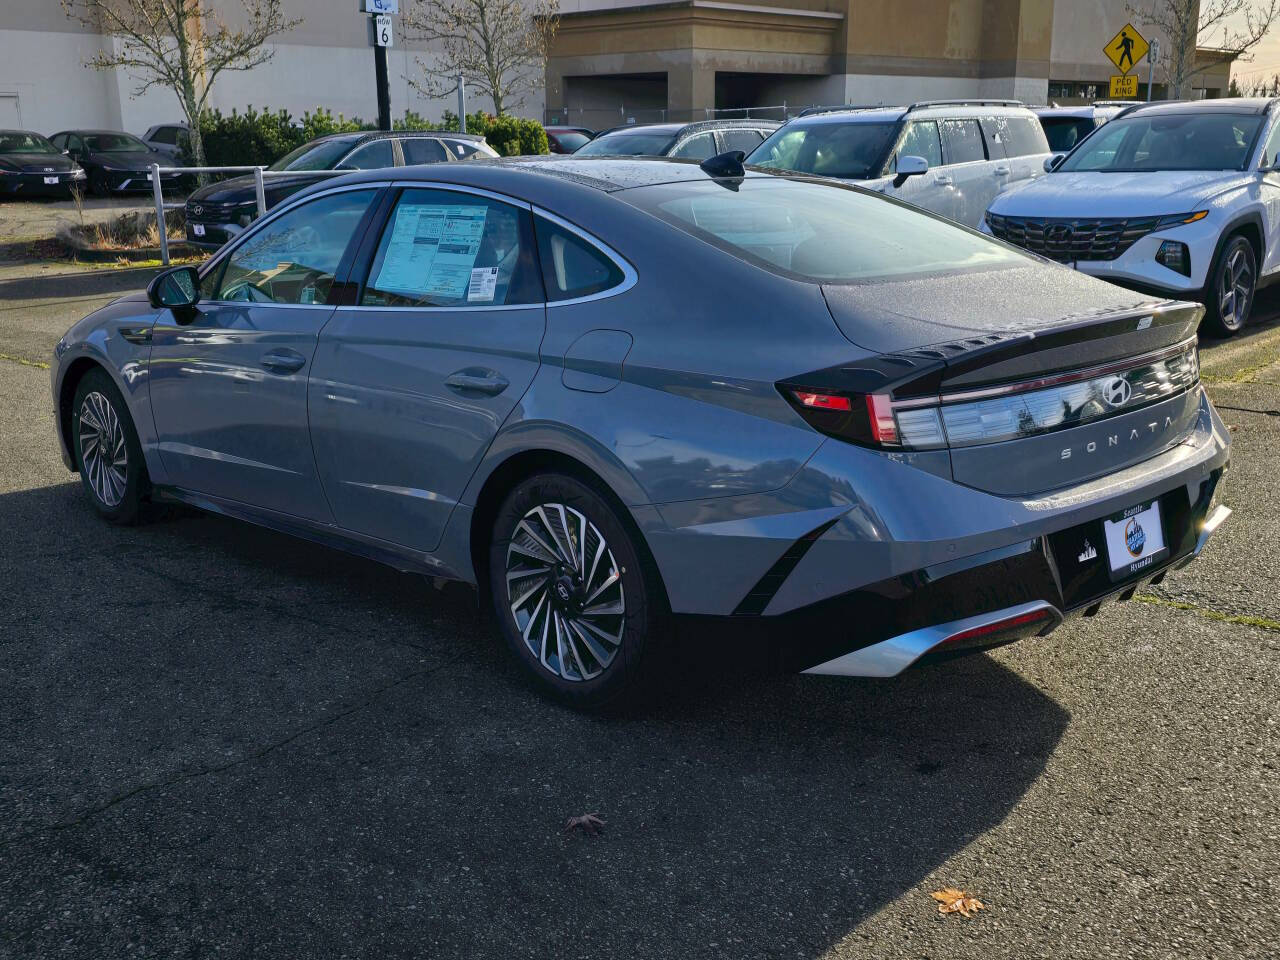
xmin=667 ymin=52 xmax=715 ymax=122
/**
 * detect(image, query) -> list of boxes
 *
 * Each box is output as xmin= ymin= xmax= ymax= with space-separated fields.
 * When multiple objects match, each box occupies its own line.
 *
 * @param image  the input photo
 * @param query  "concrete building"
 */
xmin=545 ymin=0 xmax=1236 ymax=129
xmin=0 ymin=2 xmax=531 ymax=136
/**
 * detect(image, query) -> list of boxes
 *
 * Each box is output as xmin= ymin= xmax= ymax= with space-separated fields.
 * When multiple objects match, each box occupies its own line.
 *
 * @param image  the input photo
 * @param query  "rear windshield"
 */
xmin=1040 ymin=116 xmax=1098 ymax=152
xmin=0 ymin=132 xmax=56 ymax=154
xmin=269 ymin=137 xmax=360 ymax=171
xmin=621 ymin=177 xmax=1030 ymax=283
xmin=1059 ymin=112 xmax=1263 ymax=172
xmin=746 ymin=122 xmax=898 ymax=180
xmin=576 ymin=131 xmax=677 ymax=156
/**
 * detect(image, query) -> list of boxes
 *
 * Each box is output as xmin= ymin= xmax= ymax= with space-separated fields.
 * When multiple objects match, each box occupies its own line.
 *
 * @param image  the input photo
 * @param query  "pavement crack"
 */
xmin=0 ymin=657 xmax=460 ymax=851
xmin=0 ymin=352 xmax=49 ymax=370
xmin=1136 ymin=593 xmax=1280 ymax=633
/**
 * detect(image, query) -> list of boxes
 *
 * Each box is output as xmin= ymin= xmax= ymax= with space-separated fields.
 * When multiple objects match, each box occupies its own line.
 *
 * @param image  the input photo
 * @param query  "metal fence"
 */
xmin=148 ymin=163 xmax=336 ymax=265
xmin=545 ymin=102 xmax=851 ymax=130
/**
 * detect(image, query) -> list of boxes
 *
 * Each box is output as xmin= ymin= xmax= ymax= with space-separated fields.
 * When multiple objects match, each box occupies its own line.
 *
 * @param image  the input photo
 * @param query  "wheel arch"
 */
xmin=57 ymin=356 xmax=108 ymax=469
xmin=1216 ymin=211 xmax=1265 ymax=271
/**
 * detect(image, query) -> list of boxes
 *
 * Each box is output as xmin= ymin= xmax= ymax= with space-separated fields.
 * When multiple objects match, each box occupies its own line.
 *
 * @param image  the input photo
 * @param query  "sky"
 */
xmin=1224 ymin=6 xmax=1280 ymax=86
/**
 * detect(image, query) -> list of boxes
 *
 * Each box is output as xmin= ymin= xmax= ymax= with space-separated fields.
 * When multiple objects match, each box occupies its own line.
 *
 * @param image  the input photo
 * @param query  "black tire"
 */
xmin=88 ymin=168 xmax=109 ymax=197
xmin=487 ymin=472 xmax=665 ymax=710
xmin=71 ymin=368 xmax=147 ymax=524
xmin=1203 ymin=233 xmax=1257 ymax=338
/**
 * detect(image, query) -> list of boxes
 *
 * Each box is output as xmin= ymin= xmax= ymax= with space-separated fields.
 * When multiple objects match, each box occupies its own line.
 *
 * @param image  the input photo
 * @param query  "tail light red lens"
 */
xmin=864 ymin=394 xmax=898 ymax=445
xmin=942 ymin=608 xmax=1052 ymax=646
xmin=792 ymin=390 xmax=852 ymax=411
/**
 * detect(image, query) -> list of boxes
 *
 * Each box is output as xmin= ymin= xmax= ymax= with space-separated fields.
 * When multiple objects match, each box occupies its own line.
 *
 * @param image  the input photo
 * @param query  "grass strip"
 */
xmin=1136 ymin=593 xmax=1280 ymax=633
xmin=0 ymin=352 xmax=49 ymax=370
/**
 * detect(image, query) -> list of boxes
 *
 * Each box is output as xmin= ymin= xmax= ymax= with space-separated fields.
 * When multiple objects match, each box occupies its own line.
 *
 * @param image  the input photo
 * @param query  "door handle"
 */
xmin=260 ymin=349 xmax=306 ymax=374
xmin=994 ymin=166 xmax=1011 ymax=176
xmin=445 ymin=369 xmax=510 ymax=397
xmin=934 ymin=175 xmax=954 ymax=186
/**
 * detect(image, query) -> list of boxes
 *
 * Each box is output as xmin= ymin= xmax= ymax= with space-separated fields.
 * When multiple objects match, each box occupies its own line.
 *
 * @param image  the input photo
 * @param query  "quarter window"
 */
xmin=534 ymin=216 xmax=626 ymax=302
xmin=670 ymin=133 xmax=718 ymax=160
xmin=339 ymin=140 xmax=395 ymax=170
xmin=214 ymin=189 xmax=377 ymax=305
xmin=361 ymin=189 xmax=543 ymax=307
xmin=401 ymin=137 xmax=448 ymax=165
xmin=719 ymin=129 xmax=765 ymax=153
xmin=940 ymin=119 xmax=986 ymax=164
xmin=443 ymin=139 xmax=483 ymax=159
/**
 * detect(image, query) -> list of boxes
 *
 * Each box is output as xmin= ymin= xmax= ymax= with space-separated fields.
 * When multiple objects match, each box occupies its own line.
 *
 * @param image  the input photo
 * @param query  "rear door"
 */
xmin=149 ymin=187 xmax=381 ymax=519
xmin=937 ymin=118 xmax=994 ymax=227
xmin=308 ymin=185 xmax=547 ymax=553
xmin=982 ymin=113 xmax=1051 ymax=198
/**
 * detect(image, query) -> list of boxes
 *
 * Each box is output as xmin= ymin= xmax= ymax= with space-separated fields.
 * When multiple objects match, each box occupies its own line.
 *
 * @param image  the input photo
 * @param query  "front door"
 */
xmin=149 ymin=187 xmax=380 ymax=520
xmin=309 ymin=186 xmax=547 ymax=553
xmin=883 ymin=119 xmax=956 ymax=220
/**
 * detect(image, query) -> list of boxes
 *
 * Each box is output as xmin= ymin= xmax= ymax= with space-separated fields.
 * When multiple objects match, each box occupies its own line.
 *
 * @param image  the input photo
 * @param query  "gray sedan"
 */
xmin=51 ymin=156 xmax=1231 ymax=709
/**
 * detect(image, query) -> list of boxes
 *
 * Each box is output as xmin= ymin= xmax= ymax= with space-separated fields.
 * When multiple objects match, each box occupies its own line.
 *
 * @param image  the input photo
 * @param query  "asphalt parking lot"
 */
xmin=0 ymin=268 xmax=1277 ymax=959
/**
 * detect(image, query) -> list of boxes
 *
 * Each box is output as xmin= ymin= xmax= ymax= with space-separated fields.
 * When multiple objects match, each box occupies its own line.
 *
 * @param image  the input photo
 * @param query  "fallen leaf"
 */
xmin=563 ymin=813 xmax=605 ymax=836
xmin=931 ymin=887 xmax=985 ymax=917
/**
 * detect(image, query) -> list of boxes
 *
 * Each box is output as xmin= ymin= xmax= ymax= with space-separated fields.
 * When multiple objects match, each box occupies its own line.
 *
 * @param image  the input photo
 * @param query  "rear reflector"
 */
xmin=941 ymin=608 xmax=1053 ymax=646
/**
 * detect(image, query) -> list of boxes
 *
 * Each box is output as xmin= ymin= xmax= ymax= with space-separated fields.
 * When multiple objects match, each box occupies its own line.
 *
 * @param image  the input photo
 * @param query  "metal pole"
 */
xmin=374 ymin=27 xmax=391 ymax=131
xmin=151 ymin=162 xmax=168 ymax=266
xmin=1148 ymin=39 xmax=1159 ymax=101
xmin=457 ymin=74 xmax=466 ymax=132
xmin=254 ymin=167 xmax=267 ymax=219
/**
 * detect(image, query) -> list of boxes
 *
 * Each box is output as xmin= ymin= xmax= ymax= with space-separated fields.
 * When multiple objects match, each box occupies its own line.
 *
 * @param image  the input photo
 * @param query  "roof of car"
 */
xmin=595 ymin=119 xmax=781 ymax=138
xmin=789 ymin=100 xmax=1038 ymax=125
xmin=1119 ymin=97 xmax=1280 ymax=117
xmin=0 ymin=129 xmax=44 ymax=136
xmin=1031 ymin=106 xmax=1098 ymax=118
xmin=52 ymin=129 xmax=141 ymax=135
xmin=310 ymin=129 xmax=487 ymax=145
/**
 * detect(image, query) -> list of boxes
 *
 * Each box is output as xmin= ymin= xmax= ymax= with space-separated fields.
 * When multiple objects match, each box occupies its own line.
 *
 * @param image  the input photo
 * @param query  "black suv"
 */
xmin=573 ymin=119 xmax=780 ymax=159
xmin=184 ymin=130 xmax=496 ymax=249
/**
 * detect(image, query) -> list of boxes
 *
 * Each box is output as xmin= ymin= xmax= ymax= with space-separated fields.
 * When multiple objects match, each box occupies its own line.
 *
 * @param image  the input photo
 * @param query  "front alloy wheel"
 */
xmin=489 ymin=472 xmax=663 ymax=709
xmin=1205 ymin=235 xmax=1256 ymax=337
xmin=72 ymin=368 xmax=146 ymax=524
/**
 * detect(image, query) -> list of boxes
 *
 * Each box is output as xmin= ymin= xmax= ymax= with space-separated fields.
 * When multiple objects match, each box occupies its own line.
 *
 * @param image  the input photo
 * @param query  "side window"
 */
xmin=153 ymin=127 xmax=176 ymax=145
xmin=1260 ymin=121 xmax=1280 ymax=168
xmin=940 ymin=119 xmax=986 ymax=164
xmin=50 ymin=134 xmax=66 ymax=150
xmin=670 ymin=133 xmax=717 ymax=160
xmin=719 ymin=128 xmax=765 ymax=154
xmin=338 ymin=140 xmax=395 ymax=170
xmin=361 ymin=189 xmax=542 ymax=308
xmin=401 ymin=137 xmax=448 ymax=165
xmin=979 ymin=117 xmax=1009 ymax=159
xmin=891 ymin=120 xmax=942 ymax=171
xmin=66 ymin=134 xmax=84 ymax=155
xmin=534 ymin=215 xmax=626 ymax=302
xmin=215 ymin=189 xmax=377 ymax=305
xmin=443 ymin=139 xmax=483 ymax=159
xmin=996 ymin=116 xmax=1049 ymax=157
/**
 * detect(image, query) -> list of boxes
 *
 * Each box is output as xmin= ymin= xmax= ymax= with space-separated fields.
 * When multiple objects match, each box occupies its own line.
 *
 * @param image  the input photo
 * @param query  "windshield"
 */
xmin=83 ymin=133 xmax=150 ymax=153
xmin=746 ymin=121 xmax=899 ymax=180
xmin=622 ymin=177 xmax=1030 ymax=283
xmin=1059 ymin=112 xmax=1262 ymax=172
xmin=269 ymin=138 xmax=359 ymax=171
xmin=555 ymin=132 xmax=592 ymax=152
xmin=0 ymin=132 xmax=56 ymax=154
xmin=1039 ymin=116 xmax=1097 ymax=153
xmin=576 ymin=131 xmax=678 ymax=156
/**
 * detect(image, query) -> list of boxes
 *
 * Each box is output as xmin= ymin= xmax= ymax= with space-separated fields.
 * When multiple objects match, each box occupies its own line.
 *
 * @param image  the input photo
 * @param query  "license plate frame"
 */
xmin=1103 ymin=499 xmax=1168 ymax=581
xmin=191 ymin=223 xmax=206 ymax=237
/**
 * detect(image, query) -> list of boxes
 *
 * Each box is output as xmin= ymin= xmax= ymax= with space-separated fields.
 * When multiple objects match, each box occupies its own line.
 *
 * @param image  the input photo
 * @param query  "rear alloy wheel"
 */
xmin=72 ymin=369 xmax=146 ymax=524
xmin=489 ymin=472 xmax=662 ymax=709
xmin=1204 ymin=234 xmax=1256 ymax=338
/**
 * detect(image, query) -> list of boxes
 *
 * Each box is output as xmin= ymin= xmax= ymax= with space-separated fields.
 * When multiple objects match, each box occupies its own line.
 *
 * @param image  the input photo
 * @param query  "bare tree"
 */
xmin=62 ymin=0 xmax=302 ymax=171
xmin=403 ymin=0 xmax=559 ymax=115
xmin=1130 ymin=0 xmax=1279 ymax=96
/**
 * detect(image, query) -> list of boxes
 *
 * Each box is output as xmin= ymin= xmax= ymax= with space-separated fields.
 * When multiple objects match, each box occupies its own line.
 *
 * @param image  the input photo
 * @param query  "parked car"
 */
xmin=184 ymin=130 xmax=497 ymax=249
xmin=574 ymin=119 xmax=780 ymax=159
xmin=545 ymin=126 xmax=594 ymax=154
xmin=49 ymin=129 xmax=182 ymax=196
xmin=984 ymin=98 xmax=1279 ymax=337
xmin=141 ymin=122 xmax=190 ymax=163
xmin=746 ymin=100 xmax=1050 ymax=228
xmin=1033 ymin=102 xmax=1136 ymax=153
xmin=0 ymin=129 xmax=85 ymax=197
xmin=52 ymin=155 xmax=1230 ymax=709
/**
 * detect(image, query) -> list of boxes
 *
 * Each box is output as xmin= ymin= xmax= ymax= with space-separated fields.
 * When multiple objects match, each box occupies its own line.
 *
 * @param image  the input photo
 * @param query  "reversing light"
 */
xmin=1155 ymin=240 xmax=1190 ymax=276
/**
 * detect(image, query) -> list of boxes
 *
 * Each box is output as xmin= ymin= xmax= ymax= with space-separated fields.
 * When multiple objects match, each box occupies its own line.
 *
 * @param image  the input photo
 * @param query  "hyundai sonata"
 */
xmin=52 ymin=155 xmax=1231 ymax=708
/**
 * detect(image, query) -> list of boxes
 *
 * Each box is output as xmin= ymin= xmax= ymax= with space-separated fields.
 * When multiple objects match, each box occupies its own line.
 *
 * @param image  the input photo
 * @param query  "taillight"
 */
xmin=782 ymin=387 xmax=945 ymax=451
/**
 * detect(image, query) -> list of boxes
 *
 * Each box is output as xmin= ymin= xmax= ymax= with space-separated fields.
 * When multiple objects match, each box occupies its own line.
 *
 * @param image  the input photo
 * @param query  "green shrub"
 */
xmin=436 ymin=110 xmax=550 ymax=156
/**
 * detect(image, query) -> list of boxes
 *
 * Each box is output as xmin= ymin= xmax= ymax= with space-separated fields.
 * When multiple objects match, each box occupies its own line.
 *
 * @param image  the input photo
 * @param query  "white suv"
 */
xmin=746 ymin=100 xmax=1051 ymax=228
xmin=984 ymin=98 xmax=1279 ymax=337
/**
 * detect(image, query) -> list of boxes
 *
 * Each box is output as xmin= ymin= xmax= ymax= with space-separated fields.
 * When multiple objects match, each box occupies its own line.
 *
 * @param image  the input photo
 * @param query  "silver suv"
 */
xmin=747 ymin=99 xmax=1051 ymax=227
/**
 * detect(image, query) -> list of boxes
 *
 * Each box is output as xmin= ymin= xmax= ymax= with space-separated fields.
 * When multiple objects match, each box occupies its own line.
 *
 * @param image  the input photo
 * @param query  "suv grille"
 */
xmin=986 ymin=213 xmax=1161 ymax=262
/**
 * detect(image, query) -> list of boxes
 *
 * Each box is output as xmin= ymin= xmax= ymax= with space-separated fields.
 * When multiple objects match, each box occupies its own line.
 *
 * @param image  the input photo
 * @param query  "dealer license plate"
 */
xmin=43 ymin=176 xmax=59 ymax=184
xmin=1103 ymin=500 xmax=1167 ymax=581
xmin=192 ymin=223 xmax=206 ymax=237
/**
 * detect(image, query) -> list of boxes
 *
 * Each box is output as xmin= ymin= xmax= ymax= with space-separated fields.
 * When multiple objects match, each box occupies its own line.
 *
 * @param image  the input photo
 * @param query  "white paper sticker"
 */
xmin=373 ymin=203 xmax=488 ymax=301
xmin=467 ymin=266 xmax=498 ymax=302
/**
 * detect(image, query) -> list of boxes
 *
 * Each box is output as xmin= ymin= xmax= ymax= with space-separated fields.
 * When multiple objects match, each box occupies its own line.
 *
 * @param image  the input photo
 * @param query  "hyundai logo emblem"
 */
xmin=555 ymin=582 xmax=571 ymax=602
xmin=191 ymin=203 xmax=203 ymax=215
xmin=1102 ymin=376 xmax=1133 ymax=408
xmin=1045 ymin=222 xmax=1073 ymax=244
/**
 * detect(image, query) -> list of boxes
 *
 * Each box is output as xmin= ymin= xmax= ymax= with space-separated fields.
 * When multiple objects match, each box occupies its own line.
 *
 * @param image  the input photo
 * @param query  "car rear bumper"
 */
xmin=185 ymin=220 xmax=242 ymax=249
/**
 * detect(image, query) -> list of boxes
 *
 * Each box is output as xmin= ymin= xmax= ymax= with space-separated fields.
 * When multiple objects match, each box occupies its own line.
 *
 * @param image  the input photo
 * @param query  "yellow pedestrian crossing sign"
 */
xmin=1105 ymin=23 xmax=1149 ymax=75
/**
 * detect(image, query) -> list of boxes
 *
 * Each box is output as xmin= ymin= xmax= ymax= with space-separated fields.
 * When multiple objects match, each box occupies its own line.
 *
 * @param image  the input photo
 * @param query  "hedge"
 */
xmin=189 ymin=106 xmax=549 ymax=169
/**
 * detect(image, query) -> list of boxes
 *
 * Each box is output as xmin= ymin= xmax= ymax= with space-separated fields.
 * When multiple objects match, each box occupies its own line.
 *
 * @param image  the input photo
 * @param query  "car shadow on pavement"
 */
xmin=0 ymin=263 xmax=170 ymax=302
xmin=0 ymin=481 xmax=1070 ymax=958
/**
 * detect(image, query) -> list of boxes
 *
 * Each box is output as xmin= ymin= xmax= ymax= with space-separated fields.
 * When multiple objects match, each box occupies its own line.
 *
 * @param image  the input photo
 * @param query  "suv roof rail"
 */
xmin=1093 ymin=100 xmax=1142 ymax=107
xmin=905 ymin=98 xmax=1025 ymax=112
xmin=796 ymin=103 xmax=893 ymax=117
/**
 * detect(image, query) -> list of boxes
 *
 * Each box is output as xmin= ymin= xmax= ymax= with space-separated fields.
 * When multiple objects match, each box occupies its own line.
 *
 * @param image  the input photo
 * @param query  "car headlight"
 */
xmin=1154 ymin=211 xmax=1209 ymax=230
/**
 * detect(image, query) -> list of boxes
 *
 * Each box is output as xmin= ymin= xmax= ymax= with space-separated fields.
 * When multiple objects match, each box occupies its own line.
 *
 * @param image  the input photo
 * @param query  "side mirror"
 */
xmin=61 ymin=149 xmax=70 ymax=156
xmin=892 ymin=155 xmax=929 ymax=188
xmin=147 ymin=265 xmax=200 ymax=310
xmin=1044 ymin=153 xmax=1066 ymax=172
